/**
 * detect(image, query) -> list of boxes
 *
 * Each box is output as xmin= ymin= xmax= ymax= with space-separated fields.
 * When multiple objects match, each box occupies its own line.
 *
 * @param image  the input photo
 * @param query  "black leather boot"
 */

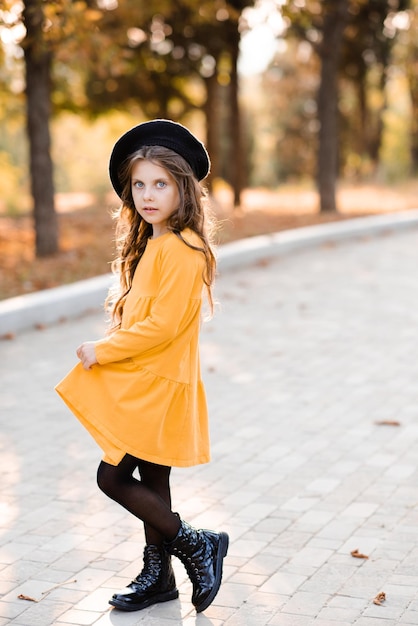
xmin=109 ymin=544 xmax=178 ymax=611
xmin=164 ymin=518 xmax=229 ymax=613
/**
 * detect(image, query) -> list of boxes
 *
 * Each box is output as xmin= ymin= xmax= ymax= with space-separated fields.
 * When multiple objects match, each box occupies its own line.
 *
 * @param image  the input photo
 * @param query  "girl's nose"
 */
xmin=143 ymin=186 xmax=153 ymax=200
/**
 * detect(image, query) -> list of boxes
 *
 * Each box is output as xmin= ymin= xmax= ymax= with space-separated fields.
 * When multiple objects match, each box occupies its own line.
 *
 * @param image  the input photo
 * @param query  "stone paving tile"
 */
xmin=267 ymin=614 xmax=317 ymax=625
xmin=222 ymin=602 xmax=279 ymax=624
xmin=2 ymin=227 xmax=418 ymax=624
xmin=354 ymin=617 xmax=401 ymax=626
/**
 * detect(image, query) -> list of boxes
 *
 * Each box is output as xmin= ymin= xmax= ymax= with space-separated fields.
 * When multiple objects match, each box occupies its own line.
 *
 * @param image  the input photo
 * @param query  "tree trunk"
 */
xmin=317 ymin=0 xmax=349 ymax=212
xmin=228 ymin=29 xmax=244 ymax=208
xmin=367 ymin=68 xmax=386 ymax=167
xmin=23 ymin=0 xmax=59 ymax=257
xmin=407 ymin=59 xmax=418 ymax=175
xmin=203 ymin=71 xmax=221 ymax=192
xmin=356 ymin=65 xmax=367 ymax=157
xmin=410 ymin=93 xmax=418 ymax=175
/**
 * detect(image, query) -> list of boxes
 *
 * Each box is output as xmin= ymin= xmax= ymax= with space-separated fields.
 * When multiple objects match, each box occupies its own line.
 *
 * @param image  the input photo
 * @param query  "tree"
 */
xmin=282 ymin=0 xmax=349 ymax=212
xmin=67 ymin=0 xmax=252 ymax=204
xmin=282 ymin=0 xmax=410 ymax=210
xmin=393 ymin=0 xmax=418 ymax=173
xmin=339 ymin=0 xmax=409 ymax=174
xmin=316 ymin=0 xmax=349 ymax=211
xmin=21 ymin=0 xmax=58 ymax=256
xmin=256 ymin=40 xmax=319 ymax=184
xmin=0 ymin=0 xmax=105 ymax=256
xmin=406 ymin=26 xmax=418 ymax=173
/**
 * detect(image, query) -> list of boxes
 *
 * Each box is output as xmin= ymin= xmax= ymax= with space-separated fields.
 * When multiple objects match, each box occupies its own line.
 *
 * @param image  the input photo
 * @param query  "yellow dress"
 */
xmin=55 ymin=229 xmax=210 ymax=467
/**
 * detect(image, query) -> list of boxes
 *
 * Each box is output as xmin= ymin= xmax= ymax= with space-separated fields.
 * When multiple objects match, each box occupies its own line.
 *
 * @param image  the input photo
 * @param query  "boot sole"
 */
xmin=195 ymin=532 xmax=229 ymax=613
xmin=109 ymin=588 xmax=179 ymax=612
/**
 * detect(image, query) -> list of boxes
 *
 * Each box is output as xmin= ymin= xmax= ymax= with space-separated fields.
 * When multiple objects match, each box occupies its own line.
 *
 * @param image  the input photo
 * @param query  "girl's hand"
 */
xmin=76 ymin=341 xmax=98 ymax=370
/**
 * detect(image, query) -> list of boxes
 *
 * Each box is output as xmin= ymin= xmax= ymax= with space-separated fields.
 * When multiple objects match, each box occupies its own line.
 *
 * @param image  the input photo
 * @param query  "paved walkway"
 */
xmin=2 ymin=226 xmax=418 ymax=625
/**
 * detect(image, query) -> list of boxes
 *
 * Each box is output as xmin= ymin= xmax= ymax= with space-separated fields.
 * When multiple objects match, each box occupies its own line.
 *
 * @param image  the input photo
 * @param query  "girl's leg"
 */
xmin=99 ymin=455 xmax=179 ymax=611
xmin=138 ymin=459 xmax=171 ymax=546
xmin=97 ymin=455 xmax=180 ymax=540
xmin=98 ymin=454 xmax=229 ymax=614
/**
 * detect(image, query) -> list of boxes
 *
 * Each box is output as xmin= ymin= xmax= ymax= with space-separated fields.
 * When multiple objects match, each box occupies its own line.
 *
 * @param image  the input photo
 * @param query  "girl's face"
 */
xmin=131 ymin=159 xmax=180 ymax=238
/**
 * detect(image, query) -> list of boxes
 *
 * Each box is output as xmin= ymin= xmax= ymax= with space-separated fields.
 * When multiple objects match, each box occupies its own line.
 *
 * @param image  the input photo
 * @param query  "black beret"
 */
xmin=109 ymin=119 xmax=210 ymax=198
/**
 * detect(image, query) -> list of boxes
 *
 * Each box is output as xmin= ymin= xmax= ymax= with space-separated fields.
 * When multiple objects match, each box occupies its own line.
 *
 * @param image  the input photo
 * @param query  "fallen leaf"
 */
xmin=373 ymin=591 xmax=386 ymax=605
xmin=17 ymin=594 xmax=38 ymax=602
xmin=254 ymin=258 xmax=271 ymax=267
xmin=17 ymin=579 xmax=77 ymax=603
xmin=351 ymin=548 xmax=369 ymax=559
xmin=0 ymin=332 xmax=15 ymax=341
xmin=374 ymin=420 xmax=401 ymax=426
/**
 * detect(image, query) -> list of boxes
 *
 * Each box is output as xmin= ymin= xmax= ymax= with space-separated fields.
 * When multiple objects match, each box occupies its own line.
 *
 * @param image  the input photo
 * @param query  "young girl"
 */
xmin=55 ymin=119 xmax=229 ymax=614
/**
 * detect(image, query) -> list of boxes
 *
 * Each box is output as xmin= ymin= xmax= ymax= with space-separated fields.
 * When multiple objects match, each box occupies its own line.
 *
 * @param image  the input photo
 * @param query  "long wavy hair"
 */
xmin=106 ymin=145 xmax=217 ymax=330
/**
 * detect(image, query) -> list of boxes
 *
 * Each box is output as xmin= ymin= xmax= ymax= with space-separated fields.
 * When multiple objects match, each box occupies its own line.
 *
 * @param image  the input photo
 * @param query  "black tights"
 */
xmin=97 ymin=455 xmax=181 ymax=546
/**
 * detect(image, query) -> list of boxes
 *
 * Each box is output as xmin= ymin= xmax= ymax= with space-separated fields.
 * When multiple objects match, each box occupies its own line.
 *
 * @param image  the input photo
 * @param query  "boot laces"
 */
xmin=172 ymin=547 xmax=201 ymax=580
xmin=131 ymin=549 xmax=161 ymax=589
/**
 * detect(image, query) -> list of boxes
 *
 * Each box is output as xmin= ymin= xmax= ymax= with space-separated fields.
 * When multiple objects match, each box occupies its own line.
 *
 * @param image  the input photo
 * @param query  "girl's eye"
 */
xmin=133 ymin=181 xmax=143 ymax=188
xmin=157 ymin=181 xmax=166 ymax=188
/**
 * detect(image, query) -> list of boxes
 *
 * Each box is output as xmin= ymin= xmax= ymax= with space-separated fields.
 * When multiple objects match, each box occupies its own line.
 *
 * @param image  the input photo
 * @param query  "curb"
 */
xmin=2 ymin=209 xmax=418 ymax=337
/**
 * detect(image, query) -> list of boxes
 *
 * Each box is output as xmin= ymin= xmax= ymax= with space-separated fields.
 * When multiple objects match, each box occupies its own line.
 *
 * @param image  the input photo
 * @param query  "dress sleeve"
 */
xmin=94 ymin=240 xmax=204 ymax=364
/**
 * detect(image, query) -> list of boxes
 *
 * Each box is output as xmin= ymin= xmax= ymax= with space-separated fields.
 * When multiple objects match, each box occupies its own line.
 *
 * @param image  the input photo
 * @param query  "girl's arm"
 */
xmin=94 ymin=242 xmax=205 ymax=364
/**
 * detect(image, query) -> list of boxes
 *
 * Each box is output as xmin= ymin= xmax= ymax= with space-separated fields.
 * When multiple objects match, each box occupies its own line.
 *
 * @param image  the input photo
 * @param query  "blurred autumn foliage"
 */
xmin=1 ymin=0 xmax=418 ymax=259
